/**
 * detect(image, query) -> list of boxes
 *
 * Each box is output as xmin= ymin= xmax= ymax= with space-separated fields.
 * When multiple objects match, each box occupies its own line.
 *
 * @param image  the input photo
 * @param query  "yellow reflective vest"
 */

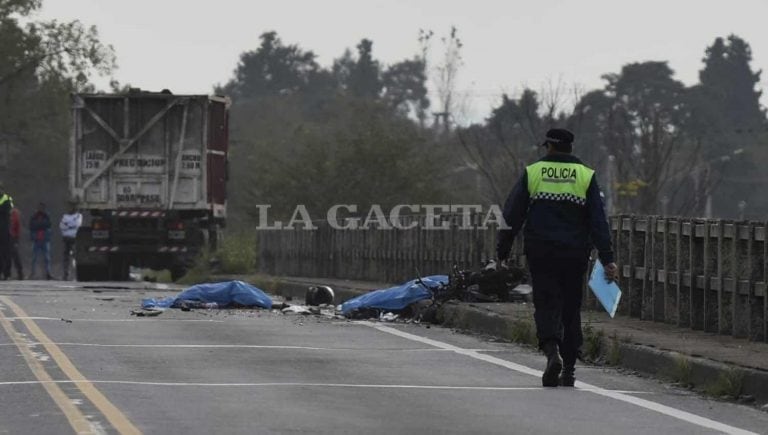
xmin=526 ymin=160 xmax=595 ymax=207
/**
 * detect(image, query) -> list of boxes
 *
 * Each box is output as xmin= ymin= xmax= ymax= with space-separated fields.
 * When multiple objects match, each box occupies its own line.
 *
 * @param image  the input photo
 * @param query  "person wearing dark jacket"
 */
xmin=0 ymin=184 xmax=12 ymax=280
xmin=29 ymin=202 xmax=53 ymax=280
xmin=497 ymin=128 xmax=618 ymax=388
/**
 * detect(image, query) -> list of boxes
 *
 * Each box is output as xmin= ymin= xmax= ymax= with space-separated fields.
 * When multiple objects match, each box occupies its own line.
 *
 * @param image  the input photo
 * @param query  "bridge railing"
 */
xmin=256 ymin=214 xmax=768 ymax=342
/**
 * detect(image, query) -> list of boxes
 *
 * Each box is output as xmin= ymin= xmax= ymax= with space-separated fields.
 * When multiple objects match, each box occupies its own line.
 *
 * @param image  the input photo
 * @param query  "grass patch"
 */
xmin=704 ymin=368 xmax=745 ymax=398
xmin=178 ymin=231 xmax=257 ymax=285
xmin=583 ymin=321 xmax=605 ymax=361
xmin=215 ymin=231 xmax=257 ymax=275
xmin=508 ymin=320 xmax=538 ymax=346
xmin=248 ymin=275 xmax=281 ymax=294
xmin=607 ymin=332 xmax=622 ymax=366
xmin=670 ymin=356 xmax=694 ymax=388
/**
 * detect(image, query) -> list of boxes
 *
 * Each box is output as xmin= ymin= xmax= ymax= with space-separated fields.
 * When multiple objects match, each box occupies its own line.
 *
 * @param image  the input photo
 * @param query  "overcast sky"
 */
xmin=38 ymin=0 xmax=768 ymax=122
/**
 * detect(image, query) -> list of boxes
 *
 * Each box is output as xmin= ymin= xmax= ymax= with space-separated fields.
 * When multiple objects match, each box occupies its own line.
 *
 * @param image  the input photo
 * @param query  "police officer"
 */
xmin=497 ymin=128 xmax=618 ymax=387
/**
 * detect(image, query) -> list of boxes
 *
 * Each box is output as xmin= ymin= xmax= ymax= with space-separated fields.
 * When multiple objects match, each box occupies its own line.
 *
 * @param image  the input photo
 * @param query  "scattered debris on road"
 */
xmin=132 ymin=263 xmax=529 ymax=323
xmin=130 ymin=308 xmax=164 ymax=317
xmin=282 ymin=305 xmax=312 ymax=315
xmin=441 ymin=261 xmax=530 ymax=303
xmin=305 ymin=285 xmax=334 ymax=306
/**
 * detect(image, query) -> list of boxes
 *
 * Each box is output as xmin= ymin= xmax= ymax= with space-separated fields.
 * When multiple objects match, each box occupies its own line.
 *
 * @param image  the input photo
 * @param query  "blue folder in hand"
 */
xmin=588 ymin=262 xmax=622 ymax=318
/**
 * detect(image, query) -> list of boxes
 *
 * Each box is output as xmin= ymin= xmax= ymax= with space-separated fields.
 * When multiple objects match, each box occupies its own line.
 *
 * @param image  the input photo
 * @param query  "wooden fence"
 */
xmin=256 ymin=214 xmax=768 ymax=342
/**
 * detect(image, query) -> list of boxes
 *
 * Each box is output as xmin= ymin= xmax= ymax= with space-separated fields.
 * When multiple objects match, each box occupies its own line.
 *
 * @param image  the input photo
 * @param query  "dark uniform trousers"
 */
xmin=0 ymin=233 xmax=10 ymax=279
xmin=527 ymin=252 xmax=588 ymax=365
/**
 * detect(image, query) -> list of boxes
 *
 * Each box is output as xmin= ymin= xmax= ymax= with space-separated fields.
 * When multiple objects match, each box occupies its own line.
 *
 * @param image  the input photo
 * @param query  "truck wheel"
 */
xmin=76 ymin=265 xmax=108 ymax=282
xmin=76 ymin=265 xmax=94 ymax=282
xmin=107 ymin=257 xmax=130 ymax=281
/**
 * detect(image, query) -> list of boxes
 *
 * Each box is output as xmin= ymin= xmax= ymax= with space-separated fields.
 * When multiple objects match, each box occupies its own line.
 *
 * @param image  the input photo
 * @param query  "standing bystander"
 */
xmin=59 ymin=201 xmax=82 ymax=281
xmin=0 ymin=183 xmax=12 ymax=279
xmin=29 ymin=202 xmax=53 ymax=280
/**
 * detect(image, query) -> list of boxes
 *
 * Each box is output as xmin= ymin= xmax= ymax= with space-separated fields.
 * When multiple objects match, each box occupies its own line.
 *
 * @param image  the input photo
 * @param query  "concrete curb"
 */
xmin=440 ymin=303 xmax=768 ymax=404
xmin=233 ymin=274 xmax=768 ymax=404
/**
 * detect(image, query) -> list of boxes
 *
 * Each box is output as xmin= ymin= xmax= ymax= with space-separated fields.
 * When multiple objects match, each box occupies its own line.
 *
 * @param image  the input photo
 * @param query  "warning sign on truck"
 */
xmin=82 ymin=150 xmax=107 ymax=175
xmin=180 ymin=150 xmax=202 ymax=174
xmin=114 ymin=155 xmax=166 ymax=173
xmin=115 ymin=184 xmax=163 ymax=205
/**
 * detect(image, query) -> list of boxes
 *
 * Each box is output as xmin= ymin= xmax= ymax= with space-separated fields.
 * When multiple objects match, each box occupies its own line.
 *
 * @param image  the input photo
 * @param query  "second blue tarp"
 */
xmin=142 ymin=280 xmax=273 ymax=310
xmin=341 ymin=275 xmax=448 ymax=316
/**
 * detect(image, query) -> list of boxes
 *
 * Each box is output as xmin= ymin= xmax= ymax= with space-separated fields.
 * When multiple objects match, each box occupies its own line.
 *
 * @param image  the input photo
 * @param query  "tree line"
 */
xmin=0 ymin=0 xmax=113 ymax=234
xmin=223 ymin=30 xmax=767 ymax=222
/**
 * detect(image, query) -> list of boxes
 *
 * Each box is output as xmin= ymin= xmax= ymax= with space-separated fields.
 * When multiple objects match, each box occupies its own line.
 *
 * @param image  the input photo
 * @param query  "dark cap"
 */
xmin=541 ymin=128 xmax=575 ymax=147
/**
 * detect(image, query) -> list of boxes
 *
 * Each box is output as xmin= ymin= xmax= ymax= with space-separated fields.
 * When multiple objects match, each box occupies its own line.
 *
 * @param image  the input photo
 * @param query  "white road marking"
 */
xmin=0 ymin=379 xmax=652 ymax=393
xmin=0 ymin=342 xmax=501 ymax=352
xmin=3 ymin=317 xmax=225 ymax=323
xmin=369 ymin=323 xmax=759 ymax=435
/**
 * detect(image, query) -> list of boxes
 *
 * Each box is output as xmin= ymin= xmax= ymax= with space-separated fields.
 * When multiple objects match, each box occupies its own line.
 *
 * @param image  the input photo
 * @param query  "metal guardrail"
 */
xmin=256 ymin=214 xmax=768 ymax=342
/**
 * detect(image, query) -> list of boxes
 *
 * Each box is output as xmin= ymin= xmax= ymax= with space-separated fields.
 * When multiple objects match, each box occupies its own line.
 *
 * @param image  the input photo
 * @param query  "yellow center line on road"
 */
xmin=0 ymin=303 xmax=94 ymax=434
xmin=0 ymin=296 xmax=141 ymax=435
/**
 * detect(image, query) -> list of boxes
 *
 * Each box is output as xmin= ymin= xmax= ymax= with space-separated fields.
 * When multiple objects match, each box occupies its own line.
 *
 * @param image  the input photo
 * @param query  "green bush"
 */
xmin=216 ymin=231 xmax=257 ymax=274
xmin=177 ymin=231 xmax=257 ymax=285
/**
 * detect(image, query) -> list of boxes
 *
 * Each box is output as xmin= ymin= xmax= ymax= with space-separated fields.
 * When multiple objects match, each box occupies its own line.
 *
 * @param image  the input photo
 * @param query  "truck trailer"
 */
xmin=70 ymin=91 xmax=229 ymax=281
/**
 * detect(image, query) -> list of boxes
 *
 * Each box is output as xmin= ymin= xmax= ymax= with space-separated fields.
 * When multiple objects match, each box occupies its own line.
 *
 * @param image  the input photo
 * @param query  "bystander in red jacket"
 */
xmin=10 ymin=207 xmax=20 ymax=241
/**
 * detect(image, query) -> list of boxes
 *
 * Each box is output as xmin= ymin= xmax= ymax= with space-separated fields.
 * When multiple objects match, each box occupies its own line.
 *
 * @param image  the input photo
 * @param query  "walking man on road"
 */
xmin=29 ymin=202 xmax=53 ymax=280
xmin=9 ymin=204 xmax=23 ymax=279
xmin=496 ymin=128 xmax=618 ymax=387
xmin=59 ymin=201 xmax=82 ymax=281
xmin=0 ymin=183 xmax=12 ymax=280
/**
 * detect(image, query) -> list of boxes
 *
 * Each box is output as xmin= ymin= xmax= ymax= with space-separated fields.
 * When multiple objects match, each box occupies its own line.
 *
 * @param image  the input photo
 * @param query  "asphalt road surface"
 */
xmin=1 ymin=280 xmax=767 ymax=435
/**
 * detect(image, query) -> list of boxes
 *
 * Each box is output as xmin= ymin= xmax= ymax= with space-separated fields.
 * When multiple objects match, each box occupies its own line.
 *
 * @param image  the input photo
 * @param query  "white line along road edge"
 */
xmin=368 ymin=323 xmax=758 ymax=435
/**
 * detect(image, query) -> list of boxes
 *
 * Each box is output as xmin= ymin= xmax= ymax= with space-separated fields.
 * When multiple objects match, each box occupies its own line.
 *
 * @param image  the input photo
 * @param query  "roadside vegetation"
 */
xmin=177 ymin=231 xmax=257 ymax=285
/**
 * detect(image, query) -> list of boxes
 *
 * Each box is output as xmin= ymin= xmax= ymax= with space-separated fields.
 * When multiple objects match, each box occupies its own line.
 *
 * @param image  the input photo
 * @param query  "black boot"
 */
xmin=559 ymin=353 xmax=576 ymax=386
xmin=559 ymin=365 xmax=575 ymax=387
xmin=541 ymin=341 xmax=563 ymax=387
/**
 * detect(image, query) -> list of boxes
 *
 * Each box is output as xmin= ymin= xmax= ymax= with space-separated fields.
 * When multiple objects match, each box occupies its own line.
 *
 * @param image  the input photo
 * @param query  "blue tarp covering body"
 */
xmin=142 ymin=280 xmax=273 ymax=310
xmin=341 ymin=275 xmax=448 ymax=316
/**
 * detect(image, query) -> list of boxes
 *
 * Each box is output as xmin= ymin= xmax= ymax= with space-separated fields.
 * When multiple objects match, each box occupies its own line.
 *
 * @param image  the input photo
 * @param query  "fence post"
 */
xmin=762 ymin=221 xmax=768 ymax=342
xmin=715 ymin=221 xmax=725 ymax=334
xmin=633 ymin=216 xmax=647 ymax=318
xmin=660 ymin=218 xmax=672 ymax=323
xmin=691 ymin=220 xmax=705 ymax=331
xmin=675 ymin=219 xmax=687 ymax=327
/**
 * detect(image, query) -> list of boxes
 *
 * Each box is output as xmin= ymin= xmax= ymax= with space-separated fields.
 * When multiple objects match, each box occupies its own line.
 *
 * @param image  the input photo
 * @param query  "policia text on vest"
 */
xmin=527 ymin=161 xmax=594 ymax=207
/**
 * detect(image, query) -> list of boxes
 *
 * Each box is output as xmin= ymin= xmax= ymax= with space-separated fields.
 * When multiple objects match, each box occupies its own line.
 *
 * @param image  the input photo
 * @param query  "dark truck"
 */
xmin=70 ymin=91 xmax=229 ymax=281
